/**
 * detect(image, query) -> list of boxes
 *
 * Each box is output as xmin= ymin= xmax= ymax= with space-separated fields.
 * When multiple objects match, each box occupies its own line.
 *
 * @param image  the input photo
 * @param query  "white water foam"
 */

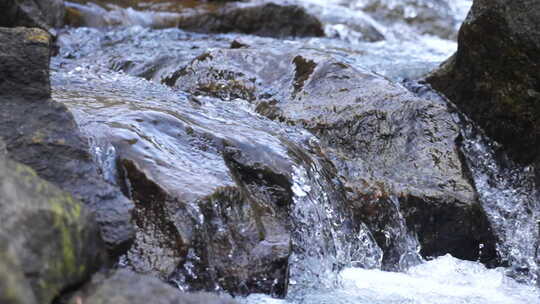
xmin=243 ymin=255 xmax=540 ymax=304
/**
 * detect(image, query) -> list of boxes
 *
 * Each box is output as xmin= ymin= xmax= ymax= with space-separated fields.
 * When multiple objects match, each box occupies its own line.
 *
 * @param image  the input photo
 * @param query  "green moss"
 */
xmin=4 ymin=159 xmax=91 ymax=303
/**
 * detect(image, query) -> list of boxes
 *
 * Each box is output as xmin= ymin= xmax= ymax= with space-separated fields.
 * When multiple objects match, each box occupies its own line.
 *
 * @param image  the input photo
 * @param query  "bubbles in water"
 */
xmin=243 ymin=255 xmax=539 ymax=304
xmin=459 ymin=118 xmax=540 ymax=285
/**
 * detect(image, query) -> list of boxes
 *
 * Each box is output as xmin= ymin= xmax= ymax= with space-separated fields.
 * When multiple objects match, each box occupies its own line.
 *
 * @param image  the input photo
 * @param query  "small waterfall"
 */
xmin=458 ymin=116 xmax=540 ymax=285
xmin=52 ymin=0 xmax=540 ymax=302
xmin=89 ymin=139 xmax=120 ymax=185
xmin=287 ymin=162 xmax=383 ymax=294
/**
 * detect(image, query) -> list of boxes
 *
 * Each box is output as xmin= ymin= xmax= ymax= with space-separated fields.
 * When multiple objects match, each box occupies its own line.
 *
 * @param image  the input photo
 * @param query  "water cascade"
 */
xmin=12 ymin=0 xmax=539 ymax=302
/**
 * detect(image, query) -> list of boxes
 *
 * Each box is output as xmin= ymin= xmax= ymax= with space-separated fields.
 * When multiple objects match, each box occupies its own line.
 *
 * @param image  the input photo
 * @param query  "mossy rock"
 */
xmin=0 ymin=156 xmax=105 ymax=303
xmin=0 ymin=244 xmax=37 ymax=304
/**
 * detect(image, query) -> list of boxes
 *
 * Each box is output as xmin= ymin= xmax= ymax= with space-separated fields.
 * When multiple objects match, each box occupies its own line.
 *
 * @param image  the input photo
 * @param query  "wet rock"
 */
xmin=0 ymin=27 xmax=134 ymax=254
xmin=0 ymin=0 xmax=65 ymax=32
xmin=176 ymin=1 xmax=325 ymax=38
xmin=426 ymin=0 xmax=540 ymax=170
xmin=106 ymin=114 xmax=293 ymax=297
xmin=0 ymin=155 xmax=105 ymax=304
xmin=52 ymin=78 xmax=295 ymax=296
xmin=68 ymin=269 xmax=238 ymax=304
xmin=52 ymin=53 xmax=374 ymax=294
xmin=165 ymin=47 xmax=498 ymax=267
xmin=64 ymin=0 xmax=324 ymax=38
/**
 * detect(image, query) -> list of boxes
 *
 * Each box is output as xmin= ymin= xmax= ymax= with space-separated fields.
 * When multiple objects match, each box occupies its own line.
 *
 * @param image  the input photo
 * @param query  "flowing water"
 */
xmin=51 ymin=0 xmax=540 ymax=302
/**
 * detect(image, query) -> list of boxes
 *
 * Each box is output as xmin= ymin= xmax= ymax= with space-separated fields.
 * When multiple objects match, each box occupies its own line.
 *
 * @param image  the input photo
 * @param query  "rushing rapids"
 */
xmin=1 ymin=0 xmax=539 ymax=303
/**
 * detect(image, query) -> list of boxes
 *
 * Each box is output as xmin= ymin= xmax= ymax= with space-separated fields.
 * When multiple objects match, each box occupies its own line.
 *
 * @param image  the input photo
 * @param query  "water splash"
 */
xmin=458 ymin=117 xmax=540 ymax=285
xmin=243 ymin=255 xmax=539 ymax=304
xmin=288 ymin=162 xmax=383 ymax=294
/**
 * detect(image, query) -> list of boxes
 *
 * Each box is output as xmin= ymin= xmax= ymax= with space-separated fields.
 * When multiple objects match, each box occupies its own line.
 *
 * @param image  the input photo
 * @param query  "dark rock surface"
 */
xmin=51 ymin=46 xmax=373 ymax=294
xmin=165 ymin=47 xmax=498 ymax=267
xmin=426 ymin=0 xmax=540 ymax=171
xmin=0 ymin=155 xmax=105 ymax=304
xmin=0 ymin=27 xmax=134 ymax=254
xmin=52 ymin=74 xmax=297 ymax=296
xmin=68 ymin=269 xmax=238 ymax=304
xmin=0 ymin=0 xmax=65 ymax=32
xmin=175 ymin=1 xmax=325 ymax=38
xmin=64 ymin=0 xmax=324 ymax=38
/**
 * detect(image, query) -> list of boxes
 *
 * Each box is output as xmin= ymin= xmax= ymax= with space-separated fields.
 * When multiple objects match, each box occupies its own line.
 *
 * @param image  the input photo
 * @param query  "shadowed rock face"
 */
xmin=164 ymin=47 xmax=498 ymax=267
xmin=426 ymin=0 xmax=540 ymax=174
xmin=175 ymin=1 xmax=325 ymax=38
xmin=0 ymin=0 xmax=65 ymax=32
xmin=0 ymin=28 xmax=134 ymax=254
xmin=68 ymin=269 xmax=238 ymax=304
xmin=0 ymin=154 xmax=105 ymax=304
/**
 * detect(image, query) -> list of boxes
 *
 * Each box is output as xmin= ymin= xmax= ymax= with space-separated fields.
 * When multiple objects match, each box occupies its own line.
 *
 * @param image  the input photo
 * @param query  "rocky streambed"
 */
xmin=1 ymin=0 xmax=540 ymax=303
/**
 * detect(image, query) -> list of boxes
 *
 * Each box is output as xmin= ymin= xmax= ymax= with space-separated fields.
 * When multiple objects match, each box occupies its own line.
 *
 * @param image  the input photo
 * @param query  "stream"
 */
xmin=50 ymin=0 xmax=540 ymax=303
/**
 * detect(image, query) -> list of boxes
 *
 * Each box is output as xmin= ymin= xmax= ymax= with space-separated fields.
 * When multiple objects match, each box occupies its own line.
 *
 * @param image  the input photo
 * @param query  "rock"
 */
xmin=0 ymin=245 xmax=37 ymax=304
xmin=52 ymin=75 xmax=295 ymax=296
xmin=0 ymin=27 xmax=52 ymax=99
xmin=51 ymin=53 xmax=373 ymax=294
xmin=0 ymin=0 xmax=65 ymax=32
xmin=64 ymin=0 xmax=324 ymax=38
xmin=164 ymin=47 xmax=498 ymax=267
xmin=0 ymin=155 xmax=105 ymax=304
xmin=175 ymin=1 xmax=325 ymax=38
xmin=68 ymin=269 xmax=238 ymax=304
xmin=426 ymin=0 xmax=540 ymax=171
xmin=0 ymin=27 xmax=134 ymax=254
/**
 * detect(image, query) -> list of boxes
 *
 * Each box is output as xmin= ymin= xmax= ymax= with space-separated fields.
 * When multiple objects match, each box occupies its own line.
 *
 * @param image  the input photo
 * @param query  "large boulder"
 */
xmin=68 ymin=269 xmax=237 ymax=304
xmin=0 ymin=27 xmax=134 ymax=254
xmin=0 ymin=0 xmax=65 ymax=32
xmin=164 ymin=47 xmax=499 ymax=268
xmin=341 ymin=0 xmax=466 ymax=39
xmin=426 ymin=0 xmax=540 ymax=172
xmin=52 ymin=71 xmax=295 ymax=296
xmin=0 ymin=155 xmax=105 ymax=304
xmin=51 ymin=55 xmax=373 ymax=295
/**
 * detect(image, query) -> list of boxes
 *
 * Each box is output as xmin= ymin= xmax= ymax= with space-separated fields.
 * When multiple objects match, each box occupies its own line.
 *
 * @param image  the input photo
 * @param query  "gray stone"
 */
xmin=0 ymin=27 xmax=135 ymax=254
xmin=69 ymin=269 xmax=238 ymax=304
xmin=0 ymin=156 xmax=104 ymax=304
xmin=164 ymin=47 xmax=498 ymax=267
xmin=426 ymin=0 xmax=540 ymax=172
xmin=0 ymin=0 xmax=65 ymax=33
